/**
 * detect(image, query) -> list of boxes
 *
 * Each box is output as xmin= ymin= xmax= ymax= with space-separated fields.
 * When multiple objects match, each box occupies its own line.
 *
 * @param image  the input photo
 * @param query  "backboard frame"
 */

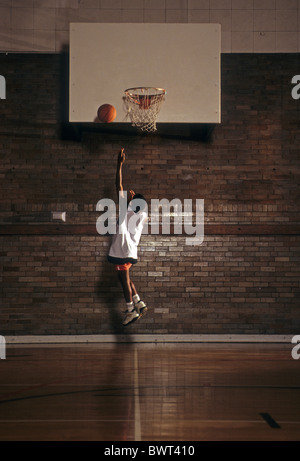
xmin=69 ymin=23 xmax=221 ymax=126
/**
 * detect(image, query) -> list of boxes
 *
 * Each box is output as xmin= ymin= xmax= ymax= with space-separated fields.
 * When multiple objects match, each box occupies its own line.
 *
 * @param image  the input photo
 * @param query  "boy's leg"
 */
xmin=130 ymin=280 xmax=148 ymax=317
xmin=116 ymin=264 xmax=138 ymax=302
xmin=116 ymin=264 xmax=147 ymax=325
xmin=117 ymin=269 xmax=132 ymax=303
xmin=130 ymin=279 xmax=137 ymax=298
xmin=116 ymin=266 xmax=139 ymax=326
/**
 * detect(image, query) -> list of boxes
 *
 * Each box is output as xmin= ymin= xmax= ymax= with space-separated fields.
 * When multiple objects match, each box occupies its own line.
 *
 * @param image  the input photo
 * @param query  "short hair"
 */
xmin=131 ymin=193 xmax=147 ymax=214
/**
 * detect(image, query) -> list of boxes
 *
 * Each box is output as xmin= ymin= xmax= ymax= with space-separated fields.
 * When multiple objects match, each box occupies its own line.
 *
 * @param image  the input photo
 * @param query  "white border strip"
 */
xmin=134 ymin=348 xmax=141 ymax=441
xmin=4 ymin=334 xmax=294 ymax=344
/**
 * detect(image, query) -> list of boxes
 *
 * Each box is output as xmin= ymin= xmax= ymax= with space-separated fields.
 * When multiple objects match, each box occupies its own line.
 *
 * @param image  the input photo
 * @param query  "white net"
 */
xmin=124 ymin=87 xmax=166 ymax=133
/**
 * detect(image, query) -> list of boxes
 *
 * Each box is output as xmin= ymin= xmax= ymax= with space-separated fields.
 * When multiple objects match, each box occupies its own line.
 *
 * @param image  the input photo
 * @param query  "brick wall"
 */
xmin=0 ymin=53 xmax=299 ymax=336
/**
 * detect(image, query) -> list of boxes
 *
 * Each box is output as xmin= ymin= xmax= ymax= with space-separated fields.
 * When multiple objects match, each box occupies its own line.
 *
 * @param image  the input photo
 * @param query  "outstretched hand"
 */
xmin=128 ymin=189 xmax=135 ymax=202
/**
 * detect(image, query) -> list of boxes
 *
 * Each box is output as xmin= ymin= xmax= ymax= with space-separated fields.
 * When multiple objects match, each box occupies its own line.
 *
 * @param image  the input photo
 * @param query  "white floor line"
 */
xmin=5 ymin=334 xmax=293 ymax=344
xmin=134 ymin=347 xmax=142 ymax=441
xmin=1 ymin=419 xmax=299 ymax=424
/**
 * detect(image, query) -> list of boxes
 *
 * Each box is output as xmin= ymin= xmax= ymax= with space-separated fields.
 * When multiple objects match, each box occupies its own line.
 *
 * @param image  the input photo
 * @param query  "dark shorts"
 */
xmin=107 ymin=255 xmax=138 ymax=265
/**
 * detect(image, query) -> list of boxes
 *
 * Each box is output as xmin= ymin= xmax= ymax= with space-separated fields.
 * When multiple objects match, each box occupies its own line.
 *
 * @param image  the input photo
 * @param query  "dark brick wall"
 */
xmin=0 ymin=53 xmax=299 ymax=336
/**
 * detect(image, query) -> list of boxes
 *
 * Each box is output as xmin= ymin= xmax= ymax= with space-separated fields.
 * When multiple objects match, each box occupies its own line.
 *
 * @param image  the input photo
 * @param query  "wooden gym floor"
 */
xmin=0 ymin=342 xmax=299 ymax=441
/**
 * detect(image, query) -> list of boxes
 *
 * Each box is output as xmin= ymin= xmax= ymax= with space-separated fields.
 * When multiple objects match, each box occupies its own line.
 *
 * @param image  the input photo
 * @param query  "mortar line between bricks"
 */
xmin=0 ymin=224 xmax=299 ymax=236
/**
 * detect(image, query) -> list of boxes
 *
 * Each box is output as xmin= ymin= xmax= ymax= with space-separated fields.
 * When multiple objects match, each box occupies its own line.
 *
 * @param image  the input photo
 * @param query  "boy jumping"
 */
xmin=107 ymin=148 xmax=148 ymax=326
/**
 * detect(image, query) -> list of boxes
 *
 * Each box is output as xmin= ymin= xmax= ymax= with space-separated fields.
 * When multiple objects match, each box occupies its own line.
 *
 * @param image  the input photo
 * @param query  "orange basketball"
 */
xmin=97 ymin=104 xmax=117 ymax=123
xmin=139 ymin=95 xmax=152 ymax=110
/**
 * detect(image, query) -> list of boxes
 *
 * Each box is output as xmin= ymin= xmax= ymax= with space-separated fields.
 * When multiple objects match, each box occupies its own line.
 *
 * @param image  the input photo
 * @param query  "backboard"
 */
xmin=69 ymin=23 xmax=221 ymax=125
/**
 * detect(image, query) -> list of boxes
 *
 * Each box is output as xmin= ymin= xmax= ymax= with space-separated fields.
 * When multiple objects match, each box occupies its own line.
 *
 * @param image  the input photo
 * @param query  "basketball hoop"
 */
xmin=124 ymin=87 xmax=166 ymax=133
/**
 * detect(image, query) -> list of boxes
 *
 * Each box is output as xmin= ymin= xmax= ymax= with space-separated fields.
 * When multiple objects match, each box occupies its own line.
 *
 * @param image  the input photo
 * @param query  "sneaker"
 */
xmin=134 ymin=300 xmax=148 ymax=317
xmin=123 ymin=309 xmax=139 ymax=326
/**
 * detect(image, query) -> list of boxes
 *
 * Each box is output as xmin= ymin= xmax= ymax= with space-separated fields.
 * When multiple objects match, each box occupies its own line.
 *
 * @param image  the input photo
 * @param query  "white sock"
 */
xmin=133 ymin=294 xmax=140 ymax=304
xmin=126 ymin=301 xmax=134 ymax=312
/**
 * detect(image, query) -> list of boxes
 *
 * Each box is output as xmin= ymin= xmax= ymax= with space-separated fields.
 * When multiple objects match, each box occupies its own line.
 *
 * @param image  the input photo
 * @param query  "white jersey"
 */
xmin=108 ymin=205 xmax=147 ymax=265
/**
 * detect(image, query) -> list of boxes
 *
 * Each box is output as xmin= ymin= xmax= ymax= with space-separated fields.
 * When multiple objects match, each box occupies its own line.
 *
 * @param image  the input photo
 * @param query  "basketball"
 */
xmin=139 ymin=95 xmax=152 ymax=110
xmin=97 ymin=104 xmax=117 ymax=123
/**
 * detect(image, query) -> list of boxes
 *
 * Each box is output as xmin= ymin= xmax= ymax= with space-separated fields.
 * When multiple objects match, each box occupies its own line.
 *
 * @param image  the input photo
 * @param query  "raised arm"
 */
xmin=116 ymin=148 xmax=125 ymax=199
xmin=115 ymin=148 xmax=136 ymax=204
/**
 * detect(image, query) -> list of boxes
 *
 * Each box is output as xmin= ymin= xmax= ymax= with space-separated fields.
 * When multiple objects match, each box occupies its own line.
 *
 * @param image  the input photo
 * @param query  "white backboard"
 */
xmin=69 ymin=23 xmax=221 ymax=124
